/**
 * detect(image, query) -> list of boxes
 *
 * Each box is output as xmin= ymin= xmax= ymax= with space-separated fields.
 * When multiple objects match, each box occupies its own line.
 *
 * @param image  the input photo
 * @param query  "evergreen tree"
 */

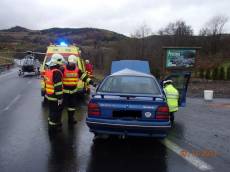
xmin=199 ymin=68 xmax=204 ymax=79
xmin=205 ymin=69 xmax=211 ymax=79
xmin=226 ymin=66 xmax=230 ymax=80
xmin=218 ymin=67 xmax=225 ymax=80
xmin=212 ymin=67 xmax=219 ymax=80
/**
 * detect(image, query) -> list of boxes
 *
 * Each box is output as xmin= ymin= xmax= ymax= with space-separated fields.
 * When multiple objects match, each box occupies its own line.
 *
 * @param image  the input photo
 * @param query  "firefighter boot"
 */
xmin=48 ymin=121 xmax=62 ymax=133
xmin=68 ymin=111 xmax=77 ymax=125
xmin=48 ymin=116 xmax=62 ymax=133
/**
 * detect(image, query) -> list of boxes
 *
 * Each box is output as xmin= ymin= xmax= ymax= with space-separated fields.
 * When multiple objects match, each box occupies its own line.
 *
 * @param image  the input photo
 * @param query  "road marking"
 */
xmin=161 ymin=138 xmax=213 ymax=171
xmin=0 ymin=68 xmax=17 ymax=79
xmin=0 ymin=72 xmax=14 ymax=78
xmin=3 ymin=94 xmax=21 ymax=111
xmin=27 ymin=80 xmax=32 ymax=84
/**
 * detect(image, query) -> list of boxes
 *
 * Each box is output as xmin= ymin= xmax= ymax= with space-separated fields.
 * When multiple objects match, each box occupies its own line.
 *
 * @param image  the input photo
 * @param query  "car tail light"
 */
xmin=155 ymin=106 xmax=169 ymax=120
xmin=88 ymin=102 xmax=100 ymax=116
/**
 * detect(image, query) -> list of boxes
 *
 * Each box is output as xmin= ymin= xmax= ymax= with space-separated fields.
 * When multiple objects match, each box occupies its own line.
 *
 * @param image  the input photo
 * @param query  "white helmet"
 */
xmin=163 ymin=80 xmax=173 ymax=85
xmin=46 ymin=54 xmax=65 ymax=66
xmin=85 ymin=59 xmax=89 ymax=64
xmin=68 ymin=55 xmax=77 ymax=64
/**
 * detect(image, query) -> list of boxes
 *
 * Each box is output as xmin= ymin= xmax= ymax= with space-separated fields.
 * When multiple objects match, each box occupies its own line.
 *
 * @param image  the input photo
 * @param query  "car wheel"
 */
xmin=93 ymin=133 xmax=109 ymax=141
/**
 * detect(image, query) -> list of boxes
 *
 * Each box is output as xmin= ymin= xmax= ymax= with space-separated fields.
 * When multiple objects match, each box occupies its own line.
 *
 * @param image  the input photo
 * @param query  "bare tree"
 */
xmin=200 ymin=15 xmax=228 ymax=36
xmin=199 ymin=15 xmax=229 ymax=54
xmin=130 ymin=24 xmax=152 ymax=58
xmin=158 ymin=20 xmax=193 ymax=36
xmin=158 ymin=20 xmax=194 ymax=46
xmin=131 ymin=24 xmax=152 ymax=38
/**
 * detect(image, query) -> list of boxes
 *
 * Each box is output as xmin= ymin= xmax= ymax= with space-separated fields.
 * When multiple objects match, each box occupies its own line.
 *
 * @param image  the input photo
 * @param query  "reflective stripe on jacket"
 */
xmin=164 ymin=84 xmax=179 ymax=112
xmin=63 ymin=65 xmax=79 ymax=87
xmin=44 ymin=69 xmax=63 ymax=101
xmin=63 ymin=65 xmax=79 ymax=94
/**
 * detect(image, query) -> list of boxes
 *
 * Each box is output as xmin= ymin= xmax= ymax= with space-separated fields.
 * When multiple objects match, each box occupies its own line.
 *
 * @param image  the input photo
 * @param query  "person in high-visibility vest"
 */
xmin=85 ymin=59 xmax=93 ymax=78
xmin=62 ymin=55 xmax=96 ymax=125
xmin=44 ymin=54 xmax=65 ymax=131
xmin=163 ymin=80 xmax=179 ymax=123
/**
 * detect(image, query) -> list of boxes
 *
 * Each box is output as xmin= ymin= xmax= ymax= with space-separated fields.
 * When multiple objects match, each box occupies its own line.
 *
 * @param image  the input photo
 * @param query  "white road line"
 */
xmin=161 ymin=138 xmax=213 ymax=171
xmin=0 ymin=69 xmax=17 ymax=79
xmin=0 ymin=72 xmax=14 ymax=78
xmin=3 ymin=94 xmax=21 ymax=111
xmin=27 ymin=80 xmax=32 ymax=84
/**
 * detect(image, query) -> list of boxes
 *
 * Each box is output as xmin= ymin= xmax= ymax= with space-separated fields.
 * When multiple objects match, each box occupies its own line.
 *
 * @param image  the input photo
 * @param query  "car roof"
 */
xmin=110 ymin=68 xmax=154 ymax=78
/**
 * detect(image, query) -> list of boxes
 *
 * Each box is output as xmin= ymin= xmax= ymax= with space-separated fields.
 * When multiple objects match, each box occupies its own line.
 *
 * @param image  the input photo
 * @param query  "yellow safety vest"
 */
xmin=164 ymin=84 xmax=179 ymax=112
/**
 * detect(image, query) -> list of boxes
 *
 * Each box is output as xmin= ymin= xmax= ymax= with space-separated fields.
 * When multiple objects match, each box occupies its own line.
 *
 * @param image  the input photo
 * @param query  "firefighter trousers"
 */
xmin=64 ymin=93 xmax=77 ymax=122
xmin=48 ymin=100 xmax=63 ymax=127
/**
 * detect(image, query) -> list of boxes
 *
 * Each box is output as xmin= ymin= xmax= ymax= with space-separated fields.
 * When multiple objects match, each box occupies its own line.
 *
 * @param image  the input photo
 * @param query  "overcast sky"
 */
xmin=0 ymin=0 xmax=230 ymax=36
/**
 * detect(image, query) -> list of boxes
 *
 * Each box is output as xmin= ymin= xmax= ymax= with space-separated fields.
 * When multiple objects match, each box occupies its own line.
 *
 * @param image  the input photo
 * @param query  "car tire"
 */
xmin=93 ymin=133 xmax=110 ymax=141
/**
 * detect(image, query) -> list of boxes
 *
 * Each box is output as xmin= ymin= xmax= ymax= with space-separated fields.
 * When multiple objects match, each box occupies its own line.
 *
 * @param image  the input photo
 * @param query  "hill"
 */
xmin=0 ymin=26 xmax=129 ymax=69
xmin=1 ymin=26 xmax=230 ymax=74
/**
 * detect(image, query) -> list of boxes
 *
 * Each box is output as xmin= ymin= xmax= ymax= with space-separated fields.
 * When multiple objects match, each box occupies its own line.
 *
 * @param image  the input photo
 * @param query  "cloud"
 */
xmin=0 ymin=0 xmax=229 ymax=35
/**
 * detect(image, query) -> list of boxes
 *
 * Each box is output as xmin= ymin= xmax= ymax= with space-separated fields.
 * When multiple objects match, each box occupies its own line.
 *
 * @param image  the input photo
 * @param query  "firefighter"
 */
xmin=85 ymin=59 xmax=93 ymax=78
xmin=163 ymin=80 xmax=179 ymax=124
xmin=62 ymin=55 xmax=95 ymax=125
xmin=45 ymin=54 xmax=65 ymax=131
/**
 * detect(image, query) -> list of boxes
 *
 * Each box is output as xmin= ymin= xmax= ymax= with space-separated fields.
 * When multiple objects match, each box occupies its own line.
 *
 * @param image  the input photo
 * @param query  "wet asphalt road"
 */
xmin=0 ymin=68 xmax=230 ymax=172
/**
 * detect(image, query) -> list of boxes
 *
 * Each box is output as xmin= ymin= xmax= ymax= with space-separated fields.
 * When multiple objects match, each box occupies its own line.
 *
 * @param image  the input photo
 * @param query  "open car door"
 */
xmin=163 ymin=72 xmax=191 ymax=107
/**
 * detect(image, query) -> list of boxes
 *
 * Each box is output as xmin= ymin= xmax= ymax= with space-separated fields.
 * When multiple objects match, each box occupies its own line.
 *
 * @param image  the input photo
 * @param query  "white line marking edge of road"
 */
xmin=161 ymin=138 xmax=213 ymax=171
xmin=3 ymin=94 xmax=21 ymax=111
xmin=0 ymin=68 xmax=18 ymax=79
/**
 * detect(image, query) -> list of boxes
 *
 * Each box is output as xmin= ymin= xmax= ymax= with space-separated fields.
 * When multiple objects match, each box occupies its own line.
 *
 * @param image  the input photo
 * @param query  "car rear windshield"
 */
xmin=98 ymin=76 xmax=161 ymax=95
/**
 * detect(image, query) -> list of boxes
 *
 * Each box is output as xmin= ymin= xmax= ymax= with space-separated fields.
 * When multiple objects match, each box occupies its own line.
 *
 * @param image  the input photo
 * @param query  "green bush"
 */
xmin=212 ymin=67 xmax=219 ymax=80
xmin=205 ymin=69 xmax=211 ymax=80
xmin=199 ymin=68 xmax=204 ymax=79
xmin=226 ymin=66 xmax=230 ymax=80
xmin=152 ymin=68 xmax=161 ymax=79
xmin=194 ymin=70 xmax=199 ymax=78
xmin=218 ymin=67 xmax=225 ymax=80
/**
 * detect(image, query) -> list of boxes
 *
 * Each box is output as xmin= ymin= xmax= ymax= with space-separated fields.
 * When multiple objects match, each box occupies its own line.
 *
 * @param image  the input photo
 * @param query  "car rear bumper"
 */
xmin=86 ymin=118 xmax=171 ymax=138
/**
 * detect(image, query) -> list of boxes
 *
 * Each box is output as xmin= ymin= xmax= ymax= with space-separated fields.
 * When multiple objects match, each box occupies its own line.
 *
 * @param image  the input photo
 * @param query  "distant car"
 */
xmin=86 ymin=60 xmax=190 ymax=138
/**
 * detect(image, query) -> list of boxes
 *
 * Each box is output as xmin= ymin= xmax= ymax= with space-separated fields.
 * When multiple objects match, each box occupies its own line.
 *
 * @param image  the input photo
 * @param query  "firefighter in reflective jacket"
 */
xmin=163 ymin=80 xmax=179 ymax=123
xmin=45 ymin=54 xmax=65 ymax=131
xmin=85 ymin=59 xmax=93 ymax=78
xmin=62 ymin=55 xmax=95 ymax=125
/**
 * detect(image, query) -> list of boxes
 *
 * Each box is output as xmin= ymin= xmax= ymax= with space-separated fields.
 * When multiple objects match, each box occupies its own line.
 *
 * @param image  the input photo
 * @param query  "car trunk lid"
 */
xmin=90 ymin=94 xmax=167 ymax=121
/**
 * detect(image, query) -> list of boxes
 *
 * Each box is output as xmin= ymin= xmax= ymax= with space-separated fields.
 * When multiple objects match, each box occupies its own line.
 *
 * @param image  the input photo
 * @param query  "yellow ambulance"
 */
xmin=40 ymin=44 xmax=86 ymax=99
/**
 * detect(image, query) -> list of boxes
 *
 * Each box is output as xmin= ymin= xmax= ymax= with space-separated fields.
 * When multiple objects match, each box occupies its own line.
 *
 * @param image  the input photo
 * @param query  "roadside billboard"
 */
xmin=166 ymin=49 xmax=196 ymax=68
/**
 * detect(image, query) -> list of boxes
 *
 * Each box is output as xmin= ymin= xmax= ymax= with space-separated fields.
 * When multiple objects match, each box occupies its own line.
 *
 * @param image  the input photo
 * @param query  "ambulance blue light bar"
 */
xmin=60 ymin=42 xmax=68 ymax=46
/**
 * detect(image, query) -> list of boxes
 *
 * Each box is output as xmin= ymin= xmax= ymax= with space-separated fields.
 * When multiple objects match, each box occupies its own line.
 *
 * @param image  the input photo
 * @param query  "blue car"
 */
xmin=86 ymin=60 xmax=190 ymax=138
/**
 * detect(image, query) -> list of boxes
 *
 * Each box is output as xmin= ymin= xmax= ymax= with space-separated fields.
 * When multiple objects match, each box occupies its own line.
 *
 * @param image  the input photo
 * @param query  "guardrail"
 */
xmin=0 ymin=56 xmax=13 ymax=64
xmin=0 ymin=57 xmax=14 ymax=73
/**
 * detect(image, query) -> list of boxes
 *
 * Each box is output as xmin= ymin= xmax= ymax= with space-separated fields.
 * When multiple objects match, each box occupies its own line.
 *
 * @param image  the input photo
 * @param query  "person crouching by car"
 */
xmin=163 ymin=80 xmax=179 ymax=124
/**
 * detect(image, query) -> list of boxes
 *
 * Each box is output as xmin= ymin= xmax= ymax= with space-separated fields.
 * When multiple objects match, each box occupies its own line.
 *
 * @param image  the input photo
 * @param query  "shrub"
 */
xmin=194 ymin=70 xmax=199 ymax=78
xmin=226 ymin=66 xmax=230 ymax=80
xmin=212 ymin=67 xmax=219 ymax=80
xmin=199 ymin=68 xmax=204 ymax=79
xmin=152 ymin=68 xmax=161 ymax=79
xmin=218 ymin=67 xmax=225 ymax=80
xmin=205 ymin=69 xmax=211 ymax=80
